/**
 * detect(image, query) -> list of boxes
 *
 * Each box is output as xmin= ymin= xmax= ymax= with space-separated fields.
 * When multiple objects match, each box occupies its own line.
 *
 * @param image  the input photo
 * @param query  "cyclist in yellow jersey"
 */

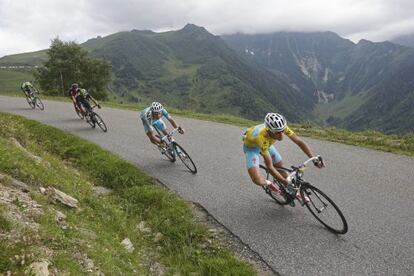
xmin=243 ymin=113 xmax=323 ymax=195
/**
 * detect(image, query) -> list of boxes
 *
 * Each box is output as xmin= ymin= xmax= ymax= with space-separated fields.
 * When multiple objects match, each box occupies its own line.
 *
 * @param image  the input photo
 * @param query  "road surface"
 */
xmin=1 ymin=96 xmax=413 ymax=275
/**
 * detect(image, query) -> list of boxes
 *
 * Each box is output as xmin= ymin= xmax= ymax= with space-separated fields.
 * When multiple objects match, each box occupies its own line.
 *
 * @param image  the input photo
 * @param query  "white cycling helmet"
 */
xmin=150 ymin=102 xmax=163 ymax=112
xmin=265 ymin=113 xmax=287 ymax=132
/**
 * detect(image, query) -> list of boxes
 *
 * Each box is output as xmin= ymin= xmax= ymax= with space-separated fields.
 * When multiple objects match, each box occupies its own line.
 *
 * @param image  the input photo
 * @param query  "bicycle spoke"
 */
xmin=173 ymin=142 xmax=197 ymax=173
xmin=259 ymin=165 xmax=289 ymax=205
xmin=34 ymin=97 xmax=44 ymax=110
xmin=302 ymin=184 xmax=348 ymax=234
xmin=94 ymin=113 xmax=107 ymax=132
xmin=26 ymin=96 xmax=35 ymax=109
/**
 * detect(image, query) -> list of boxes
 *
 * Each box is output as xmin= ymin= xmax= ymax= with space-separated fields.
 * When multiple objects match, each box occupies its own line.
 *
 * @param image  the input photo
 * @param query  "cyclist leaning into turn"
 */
xmin=243 ymin=113 xmax=324 ymax=199
xmin=21 ymin=81 xmax=36 ymax=97
xmin=68 ymin=83 xmax=100 ymax=114
xmin=140 ymin=102 xmax=184 ymax=148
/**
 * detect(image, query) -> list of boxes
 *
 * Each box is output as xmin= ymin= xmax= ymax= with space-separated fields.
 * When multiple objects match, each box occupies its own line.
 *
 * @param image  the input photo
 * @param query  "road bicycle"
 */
xmin=260 ymin=156 xmax=348 ymax=234
xmin=25 ymin=88 xmax=44 ymax=111
xmin=154 ymin=126 xmax=197 ymax=174
xmin=83 ymin=104 xmax=108 ymax=132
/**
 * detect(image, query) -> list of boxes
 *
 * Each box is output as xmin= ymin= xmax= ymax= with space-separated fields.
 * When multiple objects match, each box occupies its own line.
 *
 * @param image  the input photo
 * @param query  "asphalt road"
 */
xmin=1 ymin=96 xmax=413 ymax=275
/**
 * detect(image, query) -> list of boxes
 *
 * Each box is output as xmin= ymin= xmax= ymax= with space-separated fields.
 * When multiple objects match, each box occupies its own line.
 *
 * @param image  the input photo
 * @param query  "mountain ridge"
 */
xmin=2 ymin=26 xmax=414 ymax=133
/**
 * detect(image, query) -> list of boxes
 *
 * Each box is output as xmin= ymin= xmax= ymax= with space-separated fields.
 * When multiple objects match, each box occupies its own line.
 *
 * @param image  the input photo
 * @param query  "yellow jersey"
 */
xmin=243 ymin=124 xmax=295 ymax=154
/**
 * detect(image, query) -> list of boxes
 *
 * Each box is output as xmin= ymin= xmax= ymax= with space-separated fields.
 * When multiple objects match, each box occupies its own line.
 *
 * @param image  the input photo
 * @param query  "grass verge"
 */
xmin=0 ymin=112 xmax=256 ymax=275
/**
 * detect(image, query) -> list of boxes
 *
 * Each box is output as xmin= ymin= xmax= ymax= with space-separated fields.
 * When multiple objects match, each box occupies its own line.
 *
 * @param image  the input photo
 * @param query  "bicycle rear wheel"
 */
xmin=173 ymin=142 xmax=197 ymax=174
xmin=301 ymin=183 xmax=348 ymax=234
xmin=26 ymin=95 xmax=35 ymax=109
xmin=259 ymin=165 xmax=289 ymax=205
xmin=93 ymin=113 xmax=107 ymax=132
xmin=34 ymin=97 xmax=44 ymax=110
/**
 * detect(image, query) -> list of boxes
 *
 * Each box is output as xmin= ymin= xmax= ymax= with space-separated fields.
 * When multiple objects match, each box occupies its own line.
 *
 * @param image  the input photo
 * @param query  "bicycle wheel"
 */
xmin=26 ymin=95 xmax=35 ymax=109
xmin=86 ymin=113 xmax=96 ymax=128
xmin=93 ymin=113 xmax=107 ymax=132
xmin=301 ymin=183 xmax=348 ymax=234
xmin=34 ymin=97 xmax=44 ymax=110
xmin=259 ymin=165 xmax=289 ymax=205
xmin=162 ymin=144 xmax=176 ymax=162
xmin=173 ymin=142 xmax=197 ymax=174
xmin=75 ymin=107 xmax=85 ymax=120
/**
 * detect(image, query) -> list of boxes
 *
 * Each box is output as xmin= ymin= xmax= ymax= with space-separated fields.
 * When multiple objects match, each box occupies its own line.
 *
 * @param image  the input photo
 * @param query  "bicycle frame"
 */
xmin=265 ymin=156 xmax=323 ymax=202
xmin=159 ymin=128 xmax=179 ymax=145
xmin=286 ymin=156 xmax=323 ymax=182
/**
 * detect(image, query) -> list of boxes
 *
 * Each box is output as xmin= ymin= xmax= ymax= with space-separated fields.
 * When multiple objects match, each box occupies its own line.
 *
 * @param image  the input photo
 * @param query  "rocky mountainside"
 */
xmin=222 ymin=32 xmax=414 ymax=133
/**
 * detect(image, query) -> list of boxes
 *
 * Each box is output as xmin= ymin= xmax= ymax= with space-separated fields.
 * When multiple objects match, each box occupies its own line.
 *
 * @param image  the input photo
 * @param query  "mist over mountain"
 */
xmin=222 ymin=32 xmax=414 ymax=133
xmin=391 ymin=34 xmax=414 ymax=48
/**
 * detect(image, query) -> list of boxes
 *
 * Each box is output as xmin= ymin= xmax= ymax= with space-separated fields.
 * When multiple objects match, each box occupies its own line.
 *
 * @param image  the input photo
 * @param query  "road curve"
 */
xmin=1 ymin=96 xmax=413 ymax=275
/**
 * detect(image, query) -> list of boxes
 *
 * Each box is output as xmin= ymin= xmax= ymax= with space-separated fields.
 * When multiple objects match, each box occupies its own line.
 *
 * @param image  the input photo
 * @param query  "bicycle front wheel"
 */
xmin=26 ymin=95 xmax=35 ymax=109
xmin=86 ymin=113 xmax=96 ymax=128
xmin=34 ymin=97 xmax=44 ymax=110
xmin=93 ymin=113 xmax=107 ymax=132
xmin=259 ymin=165 xmax=289 ymax=205
xmin=301 ymin=183 xmax=348 ymax=234
xmin=173 ymin=142 xmax=197 ymax=174
xmin=164 ymin=145 xmax=176 ymax=162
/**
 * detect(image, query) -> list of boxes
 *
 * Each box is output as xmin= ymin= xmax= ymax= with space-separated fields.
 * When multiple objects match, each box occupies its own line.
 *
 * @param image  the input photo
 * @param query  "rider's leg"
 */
xmin=75 ymin=97 xmax=84 ymax=113
xmin=153 ymin=119 xmax=168 ymax=136
xmin=79 ymin=98 xmax=91 ymax=114
xmin=141 ymin=118 xmax=162 ymax=145
xmin=23 ymin=89 xmax=30 ymax=97
xmin=244 ymin=145 xmax=269 ymax=186
xmin=146 ymin=131 xmax=161 ymax=145
xmin=269 ymin=146 xmax=294 ymax=201
xmin=83 ymin=99 xmax=92 ymax=112
xmin=247 ymin=167 xmax=267 ymax=186
xmin=268 ymin=146 xmax=288 ymax=178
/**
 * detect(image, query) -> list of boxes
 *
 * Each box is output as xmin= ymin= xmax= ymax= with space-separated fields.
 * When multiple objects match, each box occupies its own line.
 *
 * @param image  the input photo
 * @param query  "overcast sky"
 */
xmin=1 ymin=0 xmax=414 ymax=57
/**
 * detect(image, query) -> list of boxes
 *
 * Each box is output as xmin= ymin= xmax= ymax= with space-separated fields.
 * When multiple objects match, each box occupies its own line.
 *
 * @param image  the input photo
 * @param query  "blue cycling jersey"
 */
xmin=140 ymin=107 xmax=170 ymax=133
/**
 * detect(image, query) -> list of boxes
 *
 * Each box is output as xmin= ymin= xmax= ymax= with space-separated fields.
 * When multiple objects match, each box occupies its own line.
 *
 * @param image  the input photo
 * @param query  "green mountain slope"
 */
xmin=222 ymin=32 xmax=414 ymax=133
xmin=84 ymin=24 xmax=312 ymax=121
xmin=0 ymin=69 xmax=35 ymax=94
xmin=0 ymin=50 xmax=48 ymax=66
xmin=4 ymin=26 xmax=414 ymax=132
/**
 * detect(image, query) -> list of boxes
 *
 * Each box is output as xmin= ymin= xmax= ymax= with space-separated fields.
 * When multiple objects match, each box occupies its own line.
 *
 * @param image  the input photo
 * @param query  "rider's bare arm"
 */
xmin=262 ymin=152 xmax=288 ymax=185
xmin=89 ymin=96 xmax=99 ymax=106
xmin=289 ymin=134 xmax=313 ymax=158
xmin=167 ymin=117 xmax=179 ymax=128
xmin=289 ymin=134 xmax=324 ymax=168
xmin=167 ymin=117 xmax=184 ymax=134
xmin=148 ymin=131 xmax=162 ymax=145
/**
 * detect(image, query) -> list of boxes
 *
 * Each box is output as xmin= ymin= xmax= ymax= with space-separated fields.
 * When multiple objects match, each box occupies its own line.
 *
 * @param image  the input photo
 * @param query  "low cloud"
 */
xmin=1 ymin=0 xmax=414 ymax=57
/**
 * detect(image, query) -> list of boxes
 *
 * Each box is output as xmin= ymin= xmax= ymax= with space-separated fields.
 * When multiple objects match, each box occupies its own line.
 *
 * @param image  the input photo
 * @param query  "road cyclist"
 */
xmin=242 ymin=113 xmax=324 ymax=206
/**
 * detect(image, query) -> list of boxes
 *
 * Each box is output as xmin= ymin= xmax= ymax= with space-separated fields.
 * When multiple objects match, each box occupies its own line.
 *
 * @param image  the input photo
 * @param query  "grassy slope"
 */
xmin=0 ymin=50 xmax=48 ymax=65
xmin=0 ymin=113 xmax=256 ymax=275
xmin=313 ymin=94 xmax=366 ymax=121
xmin=0 ymin=69 xmax=35 ymax=95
